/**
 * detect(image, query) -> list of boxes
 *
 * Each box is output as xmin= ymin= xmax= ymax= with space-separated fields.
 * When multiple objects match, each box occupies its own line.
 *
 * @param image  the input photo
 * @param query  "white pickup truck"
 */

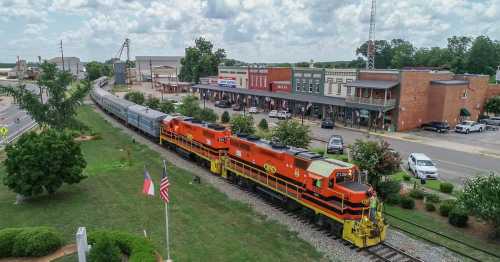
xmin=454 ymin=120 xmax=486 ymax=134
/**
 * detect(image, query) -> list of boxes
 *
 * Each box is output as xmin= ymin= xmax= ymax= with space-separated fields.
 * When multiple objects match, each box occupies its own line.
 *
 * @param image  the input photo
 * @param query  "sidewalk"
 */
xmin=299 ymin=118 xmax=500 ymax=159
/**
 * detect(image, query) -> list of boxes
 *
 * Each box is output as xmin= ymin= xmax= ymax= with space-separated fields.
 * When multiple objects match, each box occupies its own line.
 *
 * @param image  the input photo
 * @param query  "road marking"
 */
xmin=433 ymin=158 xmax=497 ymax=173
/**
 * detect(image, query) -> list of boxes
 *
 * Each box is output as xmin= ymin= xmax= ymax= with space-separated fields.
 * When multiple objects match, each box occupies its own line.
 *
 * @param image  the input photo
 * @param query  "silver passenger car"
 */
xmin=102 ymin=95 xmax=135 ymax=122
xmin=127 ymin=105 xmax=167 ymax=138
xmin=90 ymin=87 xmax=110 ymax=107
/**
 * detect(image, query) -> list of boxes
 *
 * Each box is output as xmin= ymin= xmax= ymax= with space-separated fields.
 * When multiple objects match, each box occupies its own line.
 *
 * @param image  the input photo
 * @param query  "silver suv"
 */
xmin=482 ymin=116 xmax=500 ymax=126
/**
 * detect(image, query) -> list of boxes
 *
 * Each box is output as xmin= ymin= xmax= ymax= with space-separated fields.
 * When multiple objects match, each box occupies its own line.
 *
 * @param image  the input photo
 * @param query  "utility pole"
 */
xmin=366 ymin=0 xmax=376 ymax=70
xmin=60 ymin=40 xmax=65 ymax=71
xmin=149 ymin=56 xmax=154 ymax=89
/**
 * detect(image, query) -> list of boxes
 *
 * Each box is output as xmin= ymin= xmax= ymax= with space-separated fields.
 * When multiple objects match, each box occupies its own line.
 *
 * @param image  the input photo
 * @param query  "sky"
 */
xmin=1 ymin=0 xmax=499 ymax=63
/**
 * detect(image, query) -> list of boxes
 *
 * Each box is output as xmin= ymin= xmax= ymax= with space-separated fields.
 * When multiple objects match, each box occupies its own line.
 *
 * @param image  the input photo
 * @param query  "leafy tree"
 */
xmin=221 ymin=111 xmax=230 ymax=123
xmin=390 ymin=39 xmax=415 ymax=68
xmin=3 ymin=129 xmax=87 ymax=197
xmin=447 ymin=36 xmax=472 ymax=73
xmin=159 ymin=101 xmax=175 ymax=114
xmin=349 ymin=139 xmax=401 ymax=187
xmin=458 ymin=173 xmax=500 ymax=238
xmin=0 ymin=61 xmax=90 ymax=131
xmin=484 ymin=96 xmax=500 ymax=115
xmin=466 ymin=35 xmax=498 ymax=75
xmin=271 ymin=120 xmax=310 ymax=148
xmin=295 ymin=62 xmax=310 ymax=67
xmin=194 ymin=108 xmax=217 ymax=122
xmin=124 ymin=92 xmax=145 ymax=105
xmin=85 ymin=61 xmax=112 ymax=81
xmin=258 ymin=118 xmax=268 ymax=130
xmin=230 ymin=114 xmax=255 ymax=135
xmin=145 ymin=96 xmax=160 ymax=110
xmin=179 ymin=37 xmax=226 ymax=83
xmin=177 ymin=95 xmax=200 ymax=117
xmin=356 ymin=40 xmax=393 ymax=69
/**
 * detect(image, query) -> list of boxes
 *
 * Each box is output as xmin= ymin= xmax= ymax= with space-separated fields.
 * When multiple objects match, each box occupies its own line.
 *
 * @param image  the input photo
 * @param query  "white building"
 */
xmin=48 ymin=57 xmax=84 ymax=79
xmin=218 ymin=66 xmax=249 ymax=88
xmin=135 ymin=56 xmax=182 ymax=82
xmin=324 ymin=68 xmax=358 ymax=98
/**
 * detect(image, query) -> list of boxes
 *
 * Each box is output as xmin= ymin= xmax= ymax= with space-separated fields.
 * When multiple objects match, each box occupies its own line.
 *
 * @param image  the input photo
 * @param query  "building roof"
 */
xmin=347 ymin=80 xmax=399 ymax=89
xmin=430 ymin=80 xmax=469 ymax=85
xmin=193 ymin=84 xmax=346 ymax=106
xmin=135 ymin=56 xmax=182 ymax=62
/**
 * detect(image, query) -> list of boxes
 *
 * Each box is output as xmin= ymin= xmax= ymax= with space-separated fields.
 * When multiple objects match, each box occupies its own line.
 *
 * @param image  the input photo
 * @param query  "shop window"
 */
xmin=346 ymin=86 xmax=352 ymax=96
xmin=328 ymin=81 xmax=333 ymax=94
xmin=309 ymin=81 xmax=313 ymax=92
xmin=337 ymin=84 xmax=342 ymax=95
xmin=315 ymin=83 xmax=320 ymax=93
xmin=336 ymin=78 xmax=343 ymax=83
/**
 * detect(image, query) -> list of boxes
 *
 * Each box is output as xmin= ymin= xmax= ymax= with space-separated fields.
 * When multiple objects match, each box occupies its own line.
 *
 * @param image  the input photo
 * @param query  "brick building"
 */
xmin=248 ymin=67 xmax=292 ymax=92
xmin=218 ymin=66 xmax=249 ymax=88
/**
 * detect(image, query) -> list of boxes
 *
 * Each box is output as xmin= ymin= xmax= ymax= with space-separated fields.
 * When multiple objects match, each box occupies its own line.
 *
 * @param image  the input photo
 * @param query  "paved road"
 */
xmin=0 ymin=80 xmax=38 ymax=144
xmin=164 ymin=94 xmax=498 ymax=186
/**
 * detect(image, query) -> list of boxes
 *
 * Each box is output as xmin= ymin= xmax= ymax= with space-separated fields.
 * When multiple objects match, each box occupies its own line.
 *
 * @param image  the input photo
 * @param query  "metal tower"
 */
xmin=115 ymin=38 xmax=131 ymax=84
xmin=366 ymin=0 xmax=376 ymax=70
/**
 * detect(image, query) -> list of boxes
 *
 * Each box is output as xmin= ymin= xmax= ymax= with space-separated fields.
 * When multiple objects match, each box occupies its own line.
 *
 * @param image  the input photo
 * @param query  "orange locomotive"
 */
xmin=159 ymin=116 xmax=386 ymax=248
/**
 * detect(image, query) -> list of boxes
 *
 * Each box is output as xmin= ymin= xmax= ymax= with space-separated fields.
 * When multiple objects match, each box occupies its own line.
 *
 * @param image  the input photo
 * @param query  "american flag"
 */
xmin=160 ymin=161 xmax=170 ymax=203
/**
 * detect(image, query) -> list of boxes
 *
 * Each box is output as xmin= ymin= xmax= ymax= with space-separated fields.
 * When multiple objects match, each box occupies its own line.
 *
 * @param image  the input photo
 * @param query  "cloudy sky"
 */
xmin=1 ymin=0 xmax=499 ymax=63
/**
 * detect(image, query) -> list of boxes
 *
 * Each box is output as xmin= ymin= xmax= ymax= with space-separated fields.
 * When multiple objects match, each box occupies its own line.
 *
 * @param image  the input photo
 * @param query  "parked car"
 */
xmin=321 ymin=119 xmax=335 ymax=129
xmin=232 ymin=103 xmax=243 ymax=111
xmin=407 ymin=153 xmax=439 ymax=179
xmin=327 ymin=135 xmax=344 ymax=154
xmin=268 ymin=110 xmax=278 ymax=118
xmin=215 ymin=100 xmax=231 ymax=108
xmin=420 ymin=121 xmax=450 ymax=133
xmin=277 ymin=110 xmax=292 ymax=120
xmin=481 ymin=116 xmax=500 ymax=126
xmin=454 ymin=120 xmax=485 ymax=134
xmin=249 ymin=107 xmax=258 ymax=114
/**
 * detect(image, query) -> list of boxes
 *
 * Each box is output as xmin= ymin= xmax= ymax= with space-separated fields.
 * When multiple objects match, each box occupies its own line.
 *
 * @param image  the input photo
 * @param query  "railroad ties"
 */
xmin=364 ymin=242 xmax=425 ymax=262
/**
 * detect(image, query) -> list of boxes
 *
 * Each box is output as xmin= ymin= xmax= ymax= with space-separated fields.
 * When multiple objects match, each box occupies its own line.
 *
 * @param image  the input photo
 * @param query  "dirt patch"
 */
xmin=74 ymin=135 xmax=97 ymax=141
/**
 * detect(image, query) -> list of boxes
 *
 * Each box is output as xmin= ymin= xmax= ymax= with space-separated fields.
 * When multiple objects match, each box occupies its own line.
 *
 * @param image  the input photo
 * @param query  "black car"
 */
xmin=215 ymin=100 xmax=231 ymax=108
xmin=321 ymin=119 xmax=335 ymax=129
xmin=232 ymin=103 xmax=243 ymax=111
xmin=421 ymin=121 xmax=450 ymax=133
xmin=327 ymin=135 xmax=344 ymax=154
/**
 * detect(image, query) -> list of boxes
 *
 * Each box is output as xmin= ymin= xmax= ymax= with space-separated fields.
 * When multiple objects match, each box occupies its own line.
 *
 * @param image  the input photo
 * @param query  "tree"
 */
xmin=466 ymin=36 xmax=498 ymax=75
xmin=194 ymin=108 xmax=217 ymax=122
xmin=159 ymin=101 xmax=175 ymax=114
xmin=177 ymin=95 xmax=200 ymax=117
xmin=356 ymin=40 xmax=393 ymax=69
xmin=484 ymin=96 xmax=500 ymax=115
xmin=0 ymin=61 xmax=90 ymax=131
xmin=221 ymin=111 xmax=230 ymax=123
xmin=124 ymin=92 xmax=145 ymax=105
xmin=295 ymin=62 xmax=310 ymax=67
xmin=258 ymin=118 xmax=268 ymax=130
xmin=349 ymin=139 xmax=401 ymax=187
xmin=271 ymin=120 xmax=310 ymax=148
xmin=390 ymin=39 xmax=415 ymax=68
xmin=145 ymin=96 xmax=160 ymax=110
xmin=447 ymin=36 xmax=472 ymax=73
xmin=179 ymin=37 xmax=226 ymax=83
xmin=458 ymin=173 xmax=500 ymax=238
xmin=230 ymin=114 xmax=255 ymax=135
xmin=3 ymin=129 xmax=87 ymax=197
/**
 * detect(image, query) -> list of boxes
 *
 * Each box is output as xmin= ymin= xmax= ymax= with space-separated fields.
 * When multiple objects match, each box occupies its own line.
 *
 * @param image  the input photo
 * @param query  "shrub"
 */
xmin=0 ymin=227 xmax=63 ymax=258
xmin=425 ymin=193 xmax=440 ymax=203
xmin=124 ymin=92 xmax=145 ymax=105
xmin=89 ymin=235 xmax=121 ymax=262
xmin=385 ymin=194 xmax=401 ymax=205
xmin=400 ymin=196 xmax=415 ymax=209
xmin=402 ymin=174 xmax=411 ymax=181
xmin=221 ymin=111 xmax=230 ymax=123
xmin=425 ymin=202 xmax=436 ymax=212
xmin=258 ymin=118 xmax=268 ymax=130
xmin=88 ymin=231 xmax=156 ymax=262
xmin=448 ymin=208 xmax=469 ymax=227
xmin=439 ymin=200 xmax=457 ymax=217
xmin=440 ymin=182 xmax=454 ymax=194
xmin=409 ymin=189 xmax=425 ymax=200
xmin=376 ymin=180 xmax=401 ymax=200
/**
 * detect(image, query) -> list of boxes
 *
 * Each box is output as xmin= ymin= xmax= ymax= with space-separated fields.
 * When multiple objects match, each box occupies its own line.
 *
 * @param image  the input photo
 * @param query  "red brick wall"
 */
xmin=269 ymin=68 xmax=292 ymax=93
xmin=359 ymin=72 xmax=399 ymax=81
xmin=248 ymin=69 xmax=269 ymax=91
xmin=271 ymin=83 xmax=291 ymax=93
xmin=487 ymin=84 xmax=500 ymax=97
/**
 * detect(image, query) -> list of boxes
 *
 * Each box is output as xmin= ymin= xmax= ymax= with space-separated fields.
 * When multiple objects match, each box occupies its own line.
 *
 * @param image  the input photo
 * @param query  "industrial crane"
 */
xmin=115 ymin=38 xmax=131 ymax=85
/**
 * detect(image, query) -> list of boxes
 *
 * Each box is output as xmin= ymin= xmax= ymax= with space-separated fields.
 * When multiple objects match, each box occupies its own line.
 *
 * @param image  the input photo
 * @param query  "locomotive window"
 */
xmin=313 ymin=179 xmax=322 ymax=188
xmin=328 ymin=179 xmax=334 ymax=188
xmin=294 ymin=158 xmax=310 ymax=169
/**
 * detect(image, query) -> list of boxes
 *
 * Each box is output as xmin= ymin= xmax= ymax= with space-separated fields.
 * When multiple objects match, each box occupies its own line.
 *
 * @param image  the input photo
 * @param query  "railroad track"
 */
xmin=364 ymin=242 xmax=425 ymax=262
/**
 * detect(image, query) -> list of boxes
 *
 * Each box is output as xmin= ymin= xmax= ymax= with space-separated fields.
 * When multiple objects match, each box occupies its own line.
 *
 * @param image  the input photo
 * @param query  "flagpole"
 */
xmin=163 ymin=160 xmax=171 ymax=262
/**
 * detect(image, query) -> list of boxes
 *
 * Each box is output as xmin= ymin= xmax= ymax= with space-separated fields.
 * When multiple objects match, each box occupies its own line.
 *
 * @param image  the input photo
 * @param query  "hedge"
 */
xmin=409 ymin=189 xmax=425 ymax=199
xmin=425 ymin=202 xmax=436 ymax=212
xmin=0 ymin=227 xmax=63 ymax=258
xmin=377 ymin=180 xmax=401 ymax=200
xmin=385 ymin=194 xmax=401 ymax=206
xmin=439 ymin=200 xmax=457 ymax=217
xmin=88 ymin=230 xmax=156 ymax=262
xmin=439 ymin=182 xmax=454 ymax=194
xmin=448 ymin=208 xmax=469 ymax=227
xmin=400 ymin=196 xmax=415 ymax=209
xmin=425 ymin=193 xmax=440 ymax=203
xmin=89 ymin=234 xmax=121 ymax=262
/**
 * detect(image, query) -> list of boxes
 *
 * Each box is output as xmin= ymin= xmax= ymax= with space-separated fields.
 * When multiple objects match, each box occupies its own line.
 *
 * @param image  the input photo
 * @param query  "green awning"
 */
xmin=460 ymin=108 xmax=471 ymax=117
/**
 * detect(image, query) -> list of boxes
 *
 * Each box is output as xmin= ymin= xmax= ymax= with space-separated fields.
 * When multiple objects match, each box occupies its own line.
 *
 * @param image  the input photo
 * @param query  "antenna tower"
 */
xmin=366 ymin=0 xmax=376 ymax=70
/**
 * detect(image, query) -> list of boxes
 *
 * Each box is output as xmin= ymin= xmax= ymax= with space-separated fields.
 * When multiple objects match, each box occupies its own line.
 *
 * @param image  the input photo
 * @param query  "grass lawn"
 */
xmin=0 ymin=106 xmax=323 ymax=261
xmin=385 ymin=205 xmax=500 ymax=262
xmin=391 ymin=169 xmax=448 ymax=193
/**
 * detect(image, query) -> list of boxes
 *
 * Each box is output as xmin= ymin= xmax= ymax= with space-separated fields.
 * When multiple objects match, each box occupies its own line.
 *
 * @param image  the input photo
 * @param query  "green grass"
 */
xmin=392 ymin=170 xmax=450 ymax=193
xmin=385 ymin=205 xmax=500 ymax=262
xmin=0 ymin=106 xmax=322 ymax=261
